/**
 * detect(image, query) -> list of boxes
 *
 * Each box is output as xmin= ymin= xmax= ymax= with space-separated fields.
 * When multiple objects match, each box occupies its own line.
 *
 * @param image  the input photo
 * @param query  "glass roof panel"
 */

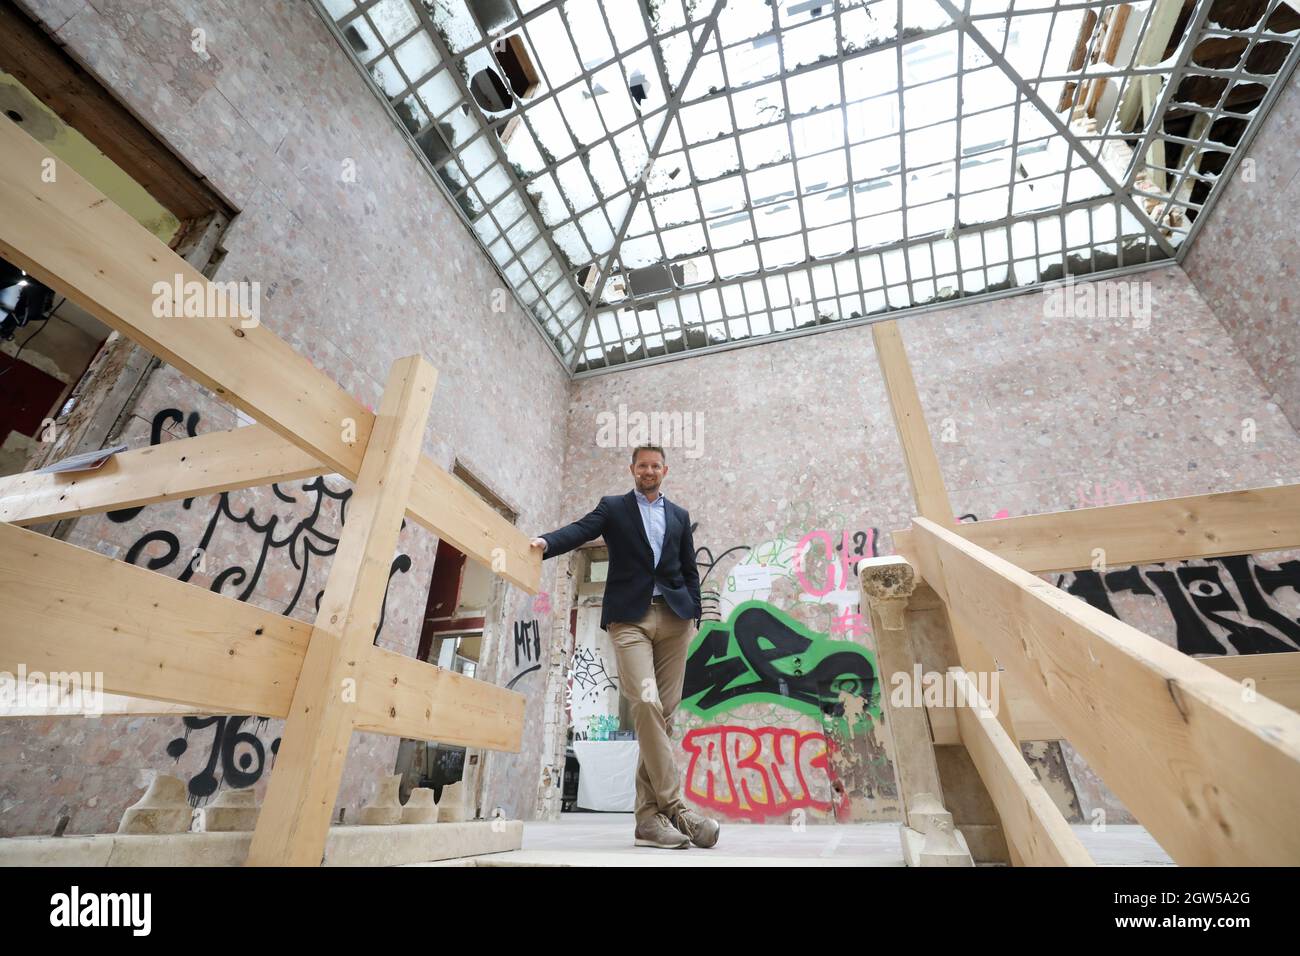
xmin=315 ymin=0 xmax=1299 ymax=373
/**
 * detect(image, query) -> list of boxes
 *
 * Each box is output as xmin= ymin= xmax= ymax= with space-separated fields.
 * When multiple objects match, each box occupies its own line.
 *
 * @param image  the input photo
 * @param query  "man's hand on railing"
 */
xmin=529 ymin=536 xmax=547 ymax=553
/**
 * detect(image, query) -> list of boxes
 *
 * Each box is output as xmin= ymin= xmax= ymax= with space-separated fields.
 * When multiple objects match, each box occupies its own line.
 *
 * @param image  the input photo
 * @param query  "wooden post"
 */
xmin=871 ymin=320 xmax=1027 ymax=862
xmin=246 ymin=356 xmax=436 ymax=866
xmin=871 ymin=321 xmax=1011 ymax=699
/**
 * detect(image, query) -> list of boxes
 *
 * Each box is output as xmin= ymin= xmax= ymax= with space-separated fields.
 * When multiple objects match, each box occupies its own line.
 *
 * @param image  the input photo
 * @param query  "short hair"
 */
xmin=631 ymin=444 xmax=666 ymax=464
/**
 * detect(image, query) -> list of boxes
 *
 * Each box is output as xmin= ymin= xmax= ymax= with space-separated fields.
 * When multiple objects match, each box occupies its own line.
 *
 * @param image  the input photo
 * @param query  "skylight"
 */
xmin=313 ymin=0 xmax=1300 ymax=374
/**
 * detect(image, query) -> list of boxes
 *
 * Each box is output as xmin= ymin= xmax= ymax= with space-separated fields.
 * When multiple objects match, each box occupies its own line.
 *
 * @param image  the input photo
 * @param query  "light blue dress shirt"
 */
xmin=634 ymin=487 xmax=667 ymax=597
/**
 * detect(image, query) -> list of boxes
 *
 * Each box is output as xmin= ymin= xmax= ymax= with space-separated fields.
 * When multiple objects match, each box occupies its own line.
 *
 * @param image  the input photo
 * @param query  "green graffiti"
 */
xmin=682 ymin=600 xmax=880 ymax=733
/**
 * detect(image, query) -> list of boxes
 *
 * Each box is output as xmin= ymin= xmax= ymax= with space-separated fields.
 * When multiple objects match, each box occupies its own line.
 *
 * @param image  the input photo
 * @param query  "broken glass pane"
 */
xmin=426 ymin=0 xmax=483 ymax=54
xmin=371 ymin=0 xmax=421 ymax=45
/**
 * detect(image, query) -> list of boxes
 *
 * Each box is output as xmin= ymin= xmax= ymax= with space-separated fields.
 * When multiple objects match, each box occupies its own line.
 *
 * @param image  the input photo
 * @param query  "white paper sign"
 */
xmin=732 ymin=564 xmax=777 ymax=591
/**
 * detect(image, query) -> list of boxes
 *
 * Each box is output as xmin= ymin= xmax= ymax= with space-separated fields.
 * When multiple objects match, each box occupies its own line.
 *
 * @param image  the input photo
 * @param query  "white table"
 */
xmin=573 ymin=740 xmax=640 ymax=811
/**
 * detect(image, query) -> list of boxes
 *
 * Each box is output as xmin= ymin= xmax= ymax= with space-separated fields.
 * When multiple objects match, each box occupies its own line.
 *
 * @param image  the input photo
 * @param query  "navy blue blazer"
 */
xmin=540 ymin=490 xmax=702 ymax=631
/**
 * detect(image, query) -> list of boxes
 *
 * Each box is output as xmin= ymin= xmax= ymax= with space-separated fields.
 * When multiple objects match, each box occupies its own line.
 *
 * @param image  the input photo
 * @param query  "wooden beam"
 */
xmin=929 ymin=682 xmax=1061 ymax=745
xmin=872 ymin=319 xmax=1025 ymax=757
xmin=931 ymin=651 xmax=1300 ymax=743
xmin=248 ymin=356 xmax=435 ymax=867
xmin=949 ymin=668 xmax=1094 ymax=866
xmin=409 ymin=458 xmax=536 ymax=591
xmin=1086 ymin=4 xmax=1133 ymax=117
xmin=0 ymin=116 xmax=540 ymax=593
xmin=871 ymin=321 xmax=955 ymax=525
xmin=1117 ymin=0 xmax=1184 ymax=130
xmin=1057 ymin=9 xmax=1099 ymax=112
xmin=0 ymin=424 xmax=326 ymax=526
xmin=0 ymin=518 xmax=529 ymax=752
xmin=356 ymin=645 xmax=524 ymax=750
xmin=892 ymin=483 xmax=1300 ymax=574
xmin=911 ymin=516 xmax=1300 ymax=865
xmin=0 ymin=520 xmax=309 ymax=716
xmin=1205 ymin=652 xmax=1300 ymax=712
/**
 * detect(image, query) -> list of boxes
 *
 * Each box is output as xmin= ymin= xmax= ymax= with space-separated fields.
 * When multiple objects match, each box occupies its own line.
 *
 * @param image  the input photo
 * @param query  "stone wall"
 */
xmin=1183 ymin=64 xmax=1300 ymax=430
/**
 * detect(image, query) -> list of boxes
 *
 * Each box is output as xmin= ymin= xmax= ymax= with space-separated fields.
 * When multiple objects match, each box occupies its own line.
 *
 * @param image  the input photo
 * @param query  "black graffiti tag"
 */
xmin=1057 ymin=556 xmax=1300 ymax=655
xmin=117 ymin=408 xmax=414 ymax=799
xmin=683 ymin=605 xmax=876 ymax=721
xmin=166 ymin=716 xmax=280 ymax=805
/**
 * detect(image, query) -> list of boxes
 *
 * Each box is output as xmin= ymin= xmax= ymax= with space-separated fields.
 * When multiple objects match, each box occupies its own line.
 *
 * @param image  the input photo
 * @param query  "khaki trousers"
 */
xmin=608 ymin=597 xmax=696 ymax=827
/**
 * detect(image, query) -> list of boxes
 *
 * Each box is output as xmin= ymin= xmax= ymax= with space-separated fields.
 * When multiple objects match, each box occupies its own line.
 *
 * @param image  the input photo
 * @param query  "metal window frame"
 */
xmin=309 ymin=0 xmax=1299 ymax=378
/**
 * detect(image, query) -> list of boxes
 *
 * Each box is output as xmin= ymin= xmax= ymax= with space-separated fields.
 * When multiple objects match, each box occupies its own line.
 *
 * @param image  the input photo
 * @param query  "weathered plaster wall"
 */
xmin=1183 ymin=64 xmax=1300 ymax=429
xmin=555 ymin=264 xmax=1300 ymax=824
xmin=0 ymin=0 xmax=571 ymax=836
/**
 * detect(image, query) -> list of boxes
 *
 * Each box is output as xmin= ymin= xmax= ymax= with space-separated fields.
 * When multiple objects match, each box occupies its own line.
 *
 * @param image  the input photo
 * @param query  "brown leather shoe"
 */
xmin=634 ymin=812 xmax=690 ymax=848
xmin=670 ymin=806 xmax=720 ymax=848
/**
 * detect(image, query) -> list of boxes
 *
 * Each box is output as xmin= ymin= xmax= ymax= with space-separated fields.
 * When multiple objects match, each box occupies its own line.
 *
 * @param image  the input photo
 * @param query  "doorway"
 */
xmin=393 ymin=462 xmax=519 ymax=812
xmin=0 ymin=1 xmax=231 ymax=500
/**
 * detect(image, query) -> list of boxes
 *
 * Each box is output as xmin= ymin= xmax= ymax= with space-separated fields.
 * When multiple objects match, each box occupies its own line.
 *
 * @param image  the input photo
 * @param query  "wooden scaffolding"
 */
xmin=0 ymin=117 xmax=540 ymax=865
xmin=865 ymin=321 xmax=1300 ymax=866
xmin=1 ymin=112 xmax=1298 ymax=866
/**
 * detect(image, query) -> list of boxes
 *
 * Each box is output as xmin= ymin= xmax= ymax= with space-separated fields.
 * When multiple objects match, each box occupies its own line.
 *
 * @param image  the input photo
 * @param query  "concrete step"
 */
xmin=0 ymin=820 xmax=522 ymax=866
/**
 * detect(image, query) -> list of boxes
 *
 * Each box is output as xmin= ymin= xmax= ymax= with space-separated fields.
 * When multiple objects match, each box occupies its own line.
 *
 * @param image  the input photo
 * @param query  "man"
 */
xmin=530 ymin=444 xmax=720 ymax=850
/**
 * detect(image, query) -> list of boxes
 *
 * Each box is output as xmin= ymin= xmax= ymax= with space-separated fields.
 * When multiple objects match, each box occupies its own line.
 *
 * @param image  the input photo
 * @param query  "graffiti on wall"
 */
xmin=678 ymin=591 xmax=892 ymax=822
xmin=682 ymin=725 xmax=833 ymax=822
xmin=166 ymin=716 xmax=278 ymax=806
xmin=115 ymin=408 xmax=412 ymax=803
xmin=111 ymin=409 xmax=411 ymax=628
xmin=505 ymin=618 xmax=542 ymax=689
xmin=958 ymin=508 xmax=1300 ymax=656
xmin=793 ymin=528 xmax=879 ymax=598
xmin=699 ymin=522 xmax=881 ymax=632
xmin=565 ymin=603 xmax=621 ymax=739
xmin=673 ymin=510 xmax=900 ymax=823
xmin=682 ymin=600 xmax=880 ymax=731
xmin=1057 ymin=556 xmax=1300 ymax=655
xmin=568 ymin=646 xmax=617 ymax=704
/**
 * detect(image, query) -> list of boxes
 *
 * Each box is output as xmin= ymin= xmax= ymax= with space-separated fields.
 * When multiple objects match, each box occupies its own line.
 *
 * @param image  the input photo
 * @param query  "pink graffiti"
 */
xmin=793 ymin=528 xmax=877 ymax=597
xmin=532 ymin=590 xmax=551 ymax=615
xmin=1075 ymin=480 xmax=1146 ymax=510
xmin=682 ymin=725 xmax=838 ymax=822
xmin=830 ymin=610 xmax=870 ymax=637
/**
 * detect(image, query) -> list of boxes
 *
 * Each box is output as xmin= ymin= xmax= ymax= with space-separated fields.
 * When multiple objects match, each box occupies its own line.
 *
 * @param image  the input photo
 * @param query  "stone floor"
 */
xmin=408 ymin=812 xmax=1176 ymax=867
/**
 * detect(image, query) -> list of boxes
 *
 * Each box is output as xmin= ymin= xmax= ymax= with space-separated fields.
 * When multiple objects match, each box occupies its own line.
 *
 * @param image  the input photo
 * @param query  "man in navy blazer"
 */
xmin=530 ymin=444 xmax=719 ymax=850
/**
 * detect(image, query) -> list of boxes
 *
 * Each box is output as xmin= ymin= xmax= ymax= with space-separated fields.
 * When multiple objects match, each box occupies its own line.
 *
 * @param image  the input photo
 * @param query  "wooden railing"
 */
xmin=0 ymin=116 xmax=542 ymax=865
xmin=870 ymin=319 xmax=1300 ymax=867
